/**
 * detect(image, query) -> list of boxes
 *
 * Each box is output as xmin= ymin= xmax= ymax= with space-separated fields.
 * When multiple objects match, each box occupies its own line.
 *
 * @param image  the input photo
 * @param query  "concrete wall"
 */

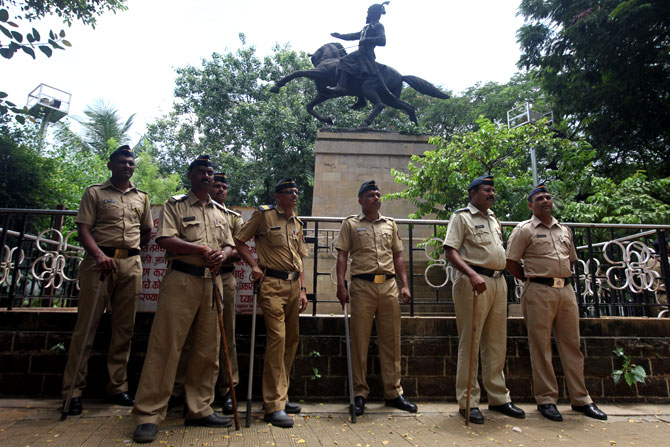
xmin=1 ymin=310 xmax=668 ymax=403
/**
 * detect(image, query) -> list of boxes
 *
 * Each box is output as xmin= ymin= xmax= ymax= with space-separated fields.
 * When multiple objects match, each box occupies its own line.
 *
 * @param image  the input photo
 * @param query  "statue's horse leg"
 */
xmin=360 ymin=80 xmax=418 ymax=127
xmin=306 ymin=93 xmax=335 ymax=125
xmin=270 ymin=67 xmax=330 ymax=93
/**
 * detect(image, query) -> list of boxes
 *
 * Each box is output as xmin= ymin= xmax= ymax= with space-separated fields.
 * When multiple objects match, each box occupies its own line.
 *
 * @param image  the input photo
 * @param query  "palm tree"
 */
xmin=77 ymin=99 xmax=135 ymax=154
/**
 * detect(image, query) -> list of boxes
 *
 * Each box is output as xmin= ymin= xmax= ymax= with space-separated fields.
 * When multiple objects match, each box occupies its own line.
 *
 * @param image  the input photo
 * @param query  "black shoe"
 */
xmin=459 ymin=407 xmax=484 ymax=424
xmin=134 ymin=423 xmax=157 ymax=443
xmin=489 ymin=402 xmax=526 ymax=419
xmin=284 ymin=401 xmax=301 ymax=414
xmin=263 ymin=410 xmax=294 ymax=428
xmin=62 ymin=397 xmax=82 ymax=415
xmin=185 ymin=413 xmax=233 ymax=428
xmin=221 ymin=392 xmax=234 ymax=415
xmin=353 ymin=396 xmax=366 ymax=416
xmin=105 ymin=392 xmax=134 ymax=407
xmin=538 ymin=403 xmax=563 ymax=422
xmin=385 ymin=395 xmax=418 ymax=413
xmin=571 ymin=403 xmax=607 ymax=420
xmin=168 ymin=395 xmax=185 ymax=410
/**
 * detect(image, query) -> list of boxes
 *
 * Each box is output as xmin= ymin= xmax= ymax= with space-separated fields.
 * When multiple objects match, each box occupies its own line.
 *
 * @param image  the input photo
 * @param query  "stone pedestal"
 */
xmin=311 ymin=130 xmax=435 ymax=219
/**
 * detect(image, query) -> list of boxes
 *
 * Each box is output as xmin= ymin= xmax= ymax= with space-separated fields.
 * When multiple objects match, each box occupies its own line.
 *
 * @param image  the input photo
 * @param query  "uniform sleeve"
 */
xmin=155 ymin=200 xmax=180 ymax=240
xmin=506 ymin=224 xmax=529 ymax=262
xmin=75 ymin=187 xmax=97 ymax=226
xmin=334 ymin=219 xmax=352 ymax=253
xmin=391 ymin=220 xmax=403 ymax=253
xmin=236 ymin=209 xmax=263 ymax=243
xmin=140 ymin=194 xmax=153 ymax=231
xmin=443 ymin=213 xmax=464 ymax=250
xmin=232 ymin=214 xmax=244 ymax=239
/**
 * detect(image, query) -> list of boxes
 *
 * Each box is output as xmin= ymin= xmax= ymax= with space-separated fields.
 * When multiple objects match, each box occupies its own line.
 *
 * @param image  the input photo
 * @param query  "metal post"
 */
xmin=571 ymin=227 xmax=585 ymax=316
xmin=408 ymin=223 xmax=414 ymax=317
xmin=8 ymin=214 xmax=28 ymax=311
xmin=656 ymin=230 xmax=670 ymax=317
xmin=530 ymin=147 xmax=538 ymax=185
xmin=312 ymin=221 xmax=319 ymax=316
xmin=585 ymin=228 xmax=600 ymax=317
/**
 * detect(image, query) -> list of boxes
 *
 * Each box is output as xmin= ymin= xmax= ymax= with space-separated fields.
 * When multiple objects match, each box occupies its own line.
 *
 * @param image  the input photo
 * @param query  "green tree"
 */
xmin=77 ymin=99 xmax=135 ymax=153
xmin=516 ymin=0 xmax=670 ymax=180
xmin=388 ymin=117 xmax=595 ymax=226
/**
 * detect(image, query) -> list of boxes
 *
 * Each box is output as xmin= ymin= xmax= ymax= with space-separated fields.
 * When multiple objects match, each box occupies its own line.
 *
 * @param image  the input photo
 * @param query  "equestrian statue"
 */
xmin=269 ymin=2 xmax=449 ymax=128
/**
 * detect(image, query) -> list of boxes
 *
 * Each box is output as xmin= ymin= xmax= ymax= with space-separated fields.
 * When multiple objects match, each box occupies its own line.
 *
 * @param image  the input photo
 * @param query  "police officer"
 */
xmin=506 ymin=183 xmax=607 ymax=422
xmin=443 ymin=175 xmax=524 ymax=424
xmin=170 ymin=173 xmax=243 ymax=414
xmin=334 ymin=181 xmax=417 ymax=416
xmin=132 ymin=155 xmax=235 ymax=443
xmin=234 ymin=178 xmax=308 ymax=428
xmin=61 ymin=145 xmax=152 ymax=415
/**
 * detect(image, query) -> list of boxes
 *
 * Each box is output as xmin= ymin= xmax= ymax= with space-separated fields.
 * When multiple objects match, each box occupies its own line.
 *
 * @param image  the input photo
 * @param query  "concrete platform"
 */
xmin=0 ymin=398 xmax=668 ymax=446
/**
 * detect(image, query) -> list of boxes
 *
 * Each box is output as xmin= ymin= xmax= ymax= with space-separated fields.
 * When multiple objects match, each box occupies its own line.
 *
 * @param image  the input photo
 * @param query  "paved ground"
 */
xmin=0 ymin=399 xmax=668 ymax=447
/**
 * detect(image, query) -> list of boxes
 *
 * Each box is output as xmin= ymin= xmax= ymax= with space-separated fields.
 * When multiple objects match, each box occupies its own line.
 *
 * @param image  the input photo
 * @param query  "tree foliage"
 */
xmin=516 ymin=0 xmax=670 ymax=180
xmin=77 ymin=99 xmax=135 ymax=153
xmin=388 ymin=116 xmax=595 ymax=225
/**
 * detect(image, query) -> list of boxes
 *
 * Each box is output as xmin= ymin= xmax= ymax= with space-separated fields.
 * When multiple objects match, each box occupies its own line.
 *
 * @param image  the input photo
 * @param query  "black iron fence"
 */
xmin=2 ymin=208 xmax=669 ymax=318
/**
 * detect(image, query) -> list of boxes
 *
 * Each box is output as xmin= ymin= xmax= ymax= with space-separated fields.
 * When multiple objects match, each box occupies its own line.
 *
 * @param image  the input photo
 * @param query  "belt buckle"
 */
xmin=374 ymin=274 xmax=385 ymax=284
xmin=113 ymin=248 xmax=128 ymax=259
xmin=552 ymin=278 xmax=565 ymax=288
xmin=203 ymin=268 xmax=212 ymax=279
xmin=493 ymin=270 xmax=502 ymax=278
xmin=287 ymin=271 xmax=298 ymax=281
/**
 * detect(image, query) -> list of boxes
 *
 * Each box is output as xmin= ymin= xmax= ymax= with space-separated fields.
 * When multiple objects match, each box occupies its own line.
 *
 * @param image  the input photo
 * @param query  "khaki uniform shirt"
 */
xmin=236 ymin=205 xmax=307 ymax=272
xmin=334 ymin=213 xmax=403 ymax=275
xmin=506 ymin=215 xmax=577 ymax=278
xmin=443 ymin=203 xmax=506 ymax=271
xmin=75 ymin=179 xmax=152 ymax=249
xmin=156 ymin=191 xmax=235 ymax=267
xmin=219 ymin=202 xmax=243 ymax=268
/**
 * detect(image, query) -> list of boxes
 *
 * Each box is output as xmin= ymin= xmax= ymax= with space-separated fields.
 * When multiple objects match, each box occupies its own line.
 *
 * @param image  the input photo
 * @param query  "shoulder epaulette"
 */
xmin=258 ymin=204 xmax=275 ymax=211
xmin=345 ymin=214 xmax=358 ymax=220
xmin=137 ymin=188 xmax=148 ymax=195
xmin=170 ymin=194 xmax=188 ymax=202
xmin=453 ymin=208 xmax=468 ymax=214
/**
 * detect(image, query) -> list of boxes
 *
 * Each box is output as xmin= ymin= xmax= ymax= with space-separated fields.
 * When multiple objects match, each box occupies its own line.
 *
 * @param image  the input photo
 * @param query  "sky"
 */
xmin=4 ymin=0 xmax=526 ymax=143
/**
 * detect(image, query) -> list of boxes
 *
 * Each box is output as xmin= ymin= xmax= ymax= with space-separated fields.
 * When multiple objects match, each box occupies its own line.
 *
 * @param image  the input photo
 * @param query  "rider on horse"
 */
xmin=328 ymin=2 xmax=389 ymax=95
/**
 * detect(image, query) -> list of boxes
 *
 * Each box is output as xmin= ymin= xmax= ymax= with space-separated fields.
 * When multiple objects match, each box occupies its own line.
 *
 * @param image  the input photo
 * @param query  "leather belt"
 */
xmin=353 ymin=273 xmax=395 ymax=284
xmin=470 ymin=265 xmax=503 ymax=278
xmin=171 ymin=260 xmax=213 ymax=278
xmin=219 ymin=265 xmax=235 ymax=274
xmin=265 ymin=268 xmax=300 ymax=281
xmin=529 ymin=277 xmax=572 ymax=288
xmin=99 ymin=246 xmax=140 ymax=259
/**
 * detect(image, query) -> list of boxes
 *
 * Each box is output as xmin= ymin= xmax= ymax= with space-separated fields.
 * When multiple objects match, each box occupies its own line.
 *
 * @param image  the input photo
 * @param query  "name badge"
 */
xmin=103 ymin=199 xmax=116 ymax=203
xmin=270 ymin=226 xmax=281 ymax=230
xmin=183 ymin=216 xmax=196 ymax=222
xmin=475 ymin=225 xmax=484 ymax=229
xmin=536 ymin=234 xmax=547 ymax=238
xmin=356 ymin=227 xmax=367 ymax=232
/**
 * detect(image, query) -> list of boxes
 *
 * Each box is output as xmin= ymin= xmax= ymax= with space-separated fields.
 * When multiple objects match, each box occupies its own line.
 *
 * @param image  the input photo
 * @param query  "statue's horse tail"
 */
xmin=402 ymin=76 xmax=450 ymax=99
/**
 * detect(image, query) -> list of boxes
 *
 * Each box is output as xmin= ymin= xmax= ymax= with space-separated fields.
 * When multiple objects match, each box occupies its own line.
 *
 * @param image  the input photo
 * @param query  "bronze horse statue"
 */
xmin=270 ymin=42 xmax=449 ymax=128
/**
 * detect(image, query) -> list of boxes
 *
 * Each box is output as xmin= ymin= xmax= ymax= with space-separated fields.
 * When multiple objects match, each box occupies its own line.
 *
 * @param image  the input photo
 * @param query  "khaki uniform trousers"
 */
xmin=259 ymin=276 xmax=300 ymax=413
xmin=61 ymin=255 xmax=141 ymax=399
xmin=453 ymin=273 xmax=510 ymax=409
xmin=521 ymin=282 xmax=591 ymax=406
xmin=172 ymin=272 xmax=239 ymax=398
xmin=132 ymin=270 xmax=222 ymax=425
xmin=350 ymin=277 xmax=403 ymax=400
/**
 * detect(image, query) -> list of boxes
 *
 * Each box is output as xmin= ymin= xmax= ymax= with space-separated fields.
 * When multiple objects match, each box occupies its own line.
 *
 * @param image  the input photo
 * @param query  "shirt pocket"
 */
xmin=353 ymin=228 xmax=372 ymax=250
xmin=472 ymin=227 xmax=492 ymax=246
xmin=530 ymin=237 xmax=552 ymax=254
xmin=99 ymin=200 xmax=122 ymax=221
xmin=268 ymin=227 xmax=285 ymax=247
xmin=380 ymin=228 xmax=394 ymax=250
xmin=181 ymin=219 xmax=203 ymax=242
